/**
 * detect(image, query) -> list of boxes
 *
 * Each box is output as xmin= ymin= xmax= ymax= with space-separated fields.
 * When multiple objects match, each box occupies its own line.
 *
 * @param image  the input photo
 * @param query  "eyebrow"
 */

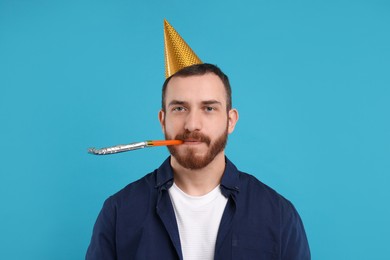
xmin=168 ymin=100 xmax=187 ymax=107
xmin=168 ymin=100 xmax=222 ymax=107
xmin=202 ymin=100 xmax=222 ymax=106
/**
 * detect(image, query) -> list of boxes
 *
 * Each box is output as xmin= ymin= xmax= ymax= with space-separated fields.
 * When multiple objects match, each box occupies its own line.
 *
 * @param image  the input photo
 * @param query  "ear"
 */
xmin=227 ymin=108 xmax=239 ymax=134
xmin=158 ymin=109 xmax=165 ymax=133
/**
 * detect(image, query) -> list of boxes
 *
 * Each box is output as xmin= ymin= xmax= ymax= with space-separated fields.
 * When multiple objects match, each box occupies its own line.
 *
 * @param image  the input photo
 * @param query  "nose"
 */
xmin=184 ymin=110 xmax=202 ymax=132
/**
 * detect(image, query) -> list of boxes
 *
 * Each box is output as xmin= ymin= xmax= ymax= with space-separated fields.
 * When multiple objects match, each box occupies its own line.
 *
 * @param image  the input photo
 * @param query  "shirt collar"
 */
xmin=220 ymin=157 xmax=240 ymax=193
xmin=155 ymin=157 xmax=174 ymax=189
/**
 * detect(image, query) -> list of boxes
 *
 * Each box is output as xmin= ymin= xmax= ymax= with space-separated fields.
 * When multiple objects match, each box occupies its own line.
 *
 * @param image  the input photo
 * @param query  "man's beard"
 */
xmin=165 ymin=127 xmax=228 ymax=170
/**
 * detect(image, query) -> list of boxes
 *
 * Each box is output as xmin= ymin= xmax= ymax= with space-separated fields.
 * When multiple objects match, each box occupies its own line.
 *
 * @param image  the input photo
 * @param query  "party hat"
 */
xmin=164 ymin=19 xmax=202 ymax=78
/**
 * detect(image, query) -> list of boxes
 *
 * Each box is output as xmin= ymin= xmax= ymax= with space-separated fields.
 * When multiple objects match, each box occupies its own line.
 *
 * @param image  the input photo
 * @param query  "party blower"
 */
xmin=88 ymin=140 xmax=183 ymax=155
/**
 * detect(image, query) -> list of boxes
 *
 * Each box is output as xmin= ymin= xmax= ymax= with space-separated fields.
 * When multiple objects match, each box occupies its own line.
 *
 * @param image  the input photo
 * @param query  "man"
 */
xmin=86 ymin=20 xmax=310 ymax=260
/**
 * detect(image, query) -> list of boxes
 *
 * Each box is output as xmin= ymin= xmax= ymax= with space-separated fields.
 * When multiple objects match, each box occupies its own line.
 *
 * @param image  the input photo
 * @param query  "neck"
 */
xmin=170 ymin=152 xmax=226 ymax=196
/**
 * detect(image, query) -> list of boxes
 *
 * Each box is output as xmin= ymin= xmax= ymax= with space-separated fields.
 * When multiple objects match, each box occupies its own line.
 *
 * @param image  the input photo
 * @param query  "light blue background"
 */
xmin=1 ymin=0 xmax=389 ymax=259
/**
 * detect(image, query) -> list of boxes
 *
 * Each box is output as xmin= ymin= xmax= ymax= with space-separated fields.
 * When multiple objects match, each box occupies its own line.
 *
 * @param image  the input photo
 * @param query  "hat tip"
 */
xmin=163 ymin=19 xmax=202 ymax=78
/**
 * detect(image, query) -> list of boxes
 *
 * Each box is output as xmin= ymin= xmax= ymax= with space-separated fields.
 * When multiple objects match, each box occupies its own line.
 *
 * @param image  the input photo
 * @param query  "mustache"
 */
xmin=175 ymin=131 xmax=211 ymax=145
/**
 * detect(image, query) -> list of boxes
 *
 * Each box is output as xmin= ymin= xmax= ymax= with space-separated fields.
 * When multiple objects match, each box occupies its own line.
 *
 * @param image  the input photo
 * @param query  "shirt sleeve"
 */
xmin=86 ymin=197 xmax=117 ymax=260
xmin=281 ymin=200 xmax=311 ymax=260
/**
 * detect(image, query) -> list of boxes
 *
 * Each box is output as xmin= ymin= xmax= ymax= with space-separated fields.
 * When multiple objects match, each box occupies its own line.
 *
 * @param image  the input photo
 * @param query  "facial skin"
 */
xmin=159 ymin=73 xmax=238 ymax=170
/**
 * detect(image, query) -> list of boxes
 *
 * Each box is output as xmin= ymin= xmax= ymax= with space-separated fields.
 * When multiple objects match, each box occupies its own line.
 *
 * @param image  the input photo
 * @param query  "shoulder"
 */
xmin=105 ymin=171 xmax=157 ymax=209
xmin=236 ymin=170 xmax=298 ymax=214
xmin=224 ymin=158 xmax=293 ymax=211
xmin=237 ymin=171 xmax=283 ymax=200
xmin=94 ymin=170 xmax=159 ymax=231
xmin=101 ymin=157 xmax=173 ymax=214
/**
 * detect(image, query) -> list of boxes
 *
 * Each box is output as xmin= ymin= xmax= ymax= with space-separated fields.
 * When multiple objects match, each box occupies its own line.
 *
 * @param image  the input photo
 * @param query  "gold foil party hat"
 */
xmin=164 ymin=19 xmax=202 ymax=78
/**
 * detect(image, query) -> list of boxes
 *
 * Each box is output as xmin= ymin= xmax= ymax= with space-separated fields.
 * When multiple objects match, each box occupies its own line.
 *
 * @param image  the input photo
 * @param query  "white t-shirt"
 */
xmin=168 ymin=183 xmax=228 ymax=260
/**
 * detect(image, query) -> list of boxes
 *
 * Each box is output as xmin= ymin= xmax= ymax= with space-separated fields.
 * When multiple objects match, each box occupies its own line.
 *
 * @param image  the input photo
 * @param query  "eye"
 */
xmin=172 ymin=106 xmax=186 ymax=112
xmin=204 ymin=106 xmax=216 ymax=112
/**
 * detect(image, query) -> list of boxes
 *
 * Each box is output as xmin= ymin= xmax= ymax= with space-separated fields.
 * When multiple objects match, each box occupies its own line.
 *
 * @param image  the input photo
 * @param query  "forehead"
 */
xmin=165 ymin=73 xmax=227 ymax=103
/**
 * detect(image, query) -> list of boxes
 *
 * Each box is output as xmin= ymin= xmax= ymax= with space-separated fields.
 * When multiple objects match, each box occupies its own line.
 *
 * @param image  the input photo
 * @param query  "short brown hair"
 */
xmin=161 ymin=63 xmax=232 ymax=111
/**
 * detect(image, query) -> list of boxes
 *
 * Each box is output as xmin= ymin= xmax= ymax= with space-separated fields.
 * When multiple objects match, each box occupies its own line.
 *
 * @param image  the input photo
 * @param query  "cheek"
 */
xmin=209 ymin=117 xmax=228 ymax=131
xmin=163 ymin=117 xmax=181 ymax=134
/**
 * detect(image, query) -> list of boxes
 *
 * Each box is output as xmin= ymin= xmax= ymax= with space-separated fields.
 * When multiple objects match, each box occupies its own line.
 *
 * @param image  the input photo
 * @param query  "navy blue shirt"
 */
xmin=86 ymin=157 xmax=310 ymax=259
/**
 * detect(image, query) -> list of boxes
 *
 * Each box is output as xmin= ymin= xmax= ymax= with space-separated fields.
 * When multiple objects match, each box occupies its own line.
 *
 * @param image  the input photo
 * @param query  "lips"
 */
xmin=183 ymin=139 xmax=204 ymax=145
xmin=175 ymin=132 xmax=211 ymax=146
xmin=184 ymin=138 xmax=202 ymax=142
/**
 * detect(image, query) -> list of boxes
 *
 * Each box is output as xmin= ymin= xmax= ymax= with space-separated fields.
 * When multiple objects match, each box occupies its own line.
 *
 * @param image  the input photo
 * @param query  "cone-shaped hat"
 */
xmin=164 ymin=19 xmax=202 ymax=78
